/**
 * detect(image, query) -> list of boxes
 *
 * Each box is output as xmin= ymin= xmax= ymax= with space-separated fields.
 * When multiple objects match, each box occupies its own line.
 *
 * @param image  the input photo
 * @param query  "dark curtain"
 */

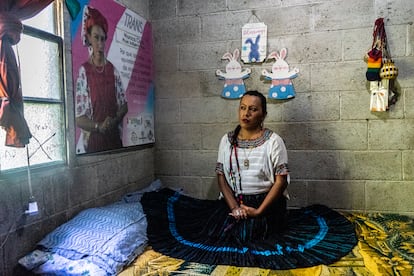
xmin=0 ymin=0 xmax=54 ymax=147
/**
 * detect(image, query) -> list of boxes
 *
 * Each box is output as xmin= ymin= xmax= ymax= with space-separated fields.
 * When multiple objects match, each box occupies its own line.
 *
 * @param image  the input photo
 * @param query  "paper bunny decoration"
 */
xmin=216 ymin=49 xmax=251 ymax=99
xmin=262 ymin=48 xmax=299 ymax=100
xmin=245 ymin=34 xmax=261 ymax=62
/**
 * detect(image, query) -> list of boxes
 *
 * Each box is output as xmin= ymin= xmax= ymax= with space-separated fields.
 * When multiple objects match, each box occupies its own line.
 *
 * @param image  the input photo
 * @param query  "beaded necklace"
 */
xmin=229 ymin=144 xmax=244 ymax=205
xmin=90 ymin=55 xmax=106 ymax=74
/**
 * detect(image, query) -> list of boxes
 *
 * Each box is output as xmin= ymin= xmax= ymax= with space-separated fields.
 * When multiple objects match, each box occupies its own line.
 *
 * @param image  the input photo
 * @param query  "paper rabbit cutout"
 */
xmin=216 ymin=49 xmax=251 ymax=99
xmin=262 ymin=48 xmax=299 ymax=100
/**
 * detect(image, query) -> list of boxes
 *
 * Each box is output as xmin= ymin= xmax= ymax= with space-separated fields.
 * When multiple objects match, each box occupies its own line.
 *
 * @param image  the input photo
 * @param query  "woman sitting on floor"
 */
xmin=142 ymin=90 xmax=357 ymax=269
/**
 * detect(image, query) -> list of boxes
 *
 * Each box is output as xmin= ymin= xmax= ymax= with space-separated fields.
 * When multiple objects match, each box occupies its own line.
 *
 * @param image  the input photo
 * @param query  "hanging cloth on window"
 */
xmin=0 ymin=0 xmax=53 ymax=147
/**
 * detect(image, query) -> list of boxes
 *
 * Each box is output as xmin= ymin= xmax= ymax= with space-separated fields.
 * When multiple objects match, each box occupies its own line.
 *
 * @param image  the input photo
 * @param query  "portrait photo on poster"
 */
xmin=71 ymin=0 xmax=154 ymax=155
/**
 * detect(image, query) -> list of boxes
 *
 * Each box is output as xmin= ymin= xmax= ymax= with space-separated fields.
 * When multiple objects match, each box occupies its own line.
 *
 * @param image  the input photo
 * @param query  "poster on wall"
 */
xmin=241 ymin=22 xmax=267 ymax=63
xmin=70 ymin=0 xmax=154 ymax=154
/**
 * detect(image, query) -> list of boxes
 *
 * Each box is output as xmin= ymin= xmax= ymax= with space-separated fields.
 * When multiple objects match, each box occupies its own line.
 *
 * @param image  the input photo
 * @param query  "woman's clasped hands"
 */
xmin=229 ymin=204 xmax=260 ymax=220
xmin=98 ymin=116 xmax=118 ymax=133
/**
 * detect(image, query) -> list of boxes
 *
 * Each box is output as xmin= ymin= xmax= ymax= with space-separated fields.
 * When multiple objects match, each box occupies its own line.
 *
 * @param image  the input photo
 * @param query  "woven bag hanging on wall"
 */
xmin=365 ymin=18 xmax=398 ymax=112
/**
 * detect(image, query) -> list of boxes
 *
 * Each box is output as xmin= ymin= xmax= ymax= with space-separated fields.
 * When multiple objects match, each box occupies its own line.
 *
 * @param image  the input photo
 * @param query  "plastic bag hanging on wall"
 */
xmin=241 ymin=13 xmax=267 ymax=63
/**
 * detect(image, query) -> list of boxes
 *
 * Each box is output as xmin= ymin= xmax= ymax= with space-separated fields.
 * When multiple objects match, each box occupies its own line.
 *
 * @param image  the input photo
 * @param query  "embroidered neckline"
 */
xmin=227 ymin=128 xmax=272 ymax=148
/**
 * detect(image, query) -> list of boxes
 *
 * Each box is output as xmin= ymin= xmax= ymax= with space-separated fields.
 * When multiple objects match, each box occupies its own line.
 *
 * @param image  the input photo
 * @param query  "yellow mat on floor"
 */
xmin=120 ymin=212 xmax=414 ymax=276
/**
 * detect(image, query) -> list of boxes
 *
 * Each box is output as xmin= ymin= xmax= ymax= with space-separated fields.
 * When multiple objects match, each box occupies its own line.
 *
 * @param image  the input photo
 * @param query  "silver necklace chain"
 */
xmin=242 ymin=146 xmax=253 ymax=169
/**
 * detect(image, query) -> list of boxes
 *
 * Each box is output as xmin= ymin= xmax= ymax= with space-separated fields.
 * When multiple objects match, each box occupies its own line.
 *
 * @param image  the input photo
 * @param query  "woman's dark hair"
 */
xmin=244 ymin=90 xmax=267 ymax=114
xmin=231 ymin=90 xmax=267 ymax=146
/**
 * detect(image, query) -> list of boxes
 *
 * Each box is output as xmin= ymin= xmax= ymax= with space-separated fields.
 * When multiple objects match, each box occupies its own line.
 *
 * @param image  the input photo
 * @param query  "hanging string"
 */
xmin=372 ymin=17 xmax=392 ymax=59
xmin=372 ymin=18 xmax=385 ymax=48
xmin=246 ymin=10 xmax=262 ymax=23
xmin=29 ymin=134 xmax=55 ymax=160
xmin=26 ymin=145 xmax=34 ymax=199
xmin=25 ymin=133 xmax=55 ymax=200
xmin=367 ymin=18 xmax=386 ymax=61
xmin=229 ymin=144 xmax=244 ymax=205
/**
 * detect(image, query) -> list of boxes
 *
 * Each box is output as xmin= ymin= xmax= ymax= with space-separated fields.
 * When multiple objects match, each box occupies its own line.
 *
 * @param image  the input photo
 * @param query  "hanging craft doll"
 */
xmin=365 ymin=18 xmax=398 ymax=112
xmin=216 ymin=49 xmax=251 ymax=99
xmin=262 ymin=48 xmax=299 ymax=100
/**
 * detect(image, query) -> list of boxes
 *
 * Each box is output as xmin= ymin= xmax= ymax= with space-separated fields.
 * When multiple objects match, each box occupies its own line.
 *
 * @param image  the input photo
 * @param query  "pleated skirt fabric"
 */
xmin=141 ymin=188 xmax=357 ymax=270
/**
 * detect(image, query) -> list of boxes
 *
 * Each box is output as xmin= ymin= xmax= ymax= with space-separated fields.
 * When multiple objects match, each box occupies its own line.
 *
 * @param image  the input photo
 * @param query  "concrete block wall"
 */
xmin=151 ymin=0 xmax=414 ymax=214
xmin=0 ymin=1 xmax=153 ymax=275
xmin=1 ymin=0 xmax=413 ymax=274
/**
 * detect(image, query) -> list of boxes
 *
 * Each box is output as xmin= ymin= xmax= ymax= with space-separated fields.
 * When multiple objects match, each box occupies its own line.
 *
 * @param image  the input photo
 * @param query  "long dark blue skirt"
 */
xmin=141 ymin=188 xmax=357 ymax=270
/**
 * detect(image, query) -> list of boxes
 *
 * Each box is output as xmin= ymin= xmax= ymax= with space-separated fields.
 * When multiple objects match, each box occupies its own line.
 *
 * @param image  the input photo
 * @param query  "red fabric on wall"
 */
xmin=0 ymin=0 xmax=53 ymax=147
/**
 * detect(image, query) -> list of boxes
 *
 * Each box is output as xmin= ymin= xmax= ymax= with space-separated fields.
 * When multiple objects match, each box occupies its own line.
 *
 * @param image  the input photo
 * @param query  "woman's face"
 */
xmin=87 ymin=25 xmax=106 ymax=57
xmin=238 ymin=95 xmax=264 ymax=131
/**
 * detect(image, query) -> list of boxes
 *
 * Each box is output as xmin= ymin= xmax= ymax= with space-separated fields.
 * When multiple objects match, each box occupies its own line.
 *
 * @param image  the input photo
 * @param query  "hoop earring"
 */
xmin=88 ymin=45 xmax=93 ymax=57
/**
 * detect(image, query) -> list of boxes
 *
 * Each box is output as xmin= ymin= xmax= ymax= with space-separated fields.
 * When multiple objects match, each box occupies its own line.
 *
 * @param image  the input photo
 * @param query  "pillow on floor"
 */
xmin=19 ymin=201 xmax=147 ymax=275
